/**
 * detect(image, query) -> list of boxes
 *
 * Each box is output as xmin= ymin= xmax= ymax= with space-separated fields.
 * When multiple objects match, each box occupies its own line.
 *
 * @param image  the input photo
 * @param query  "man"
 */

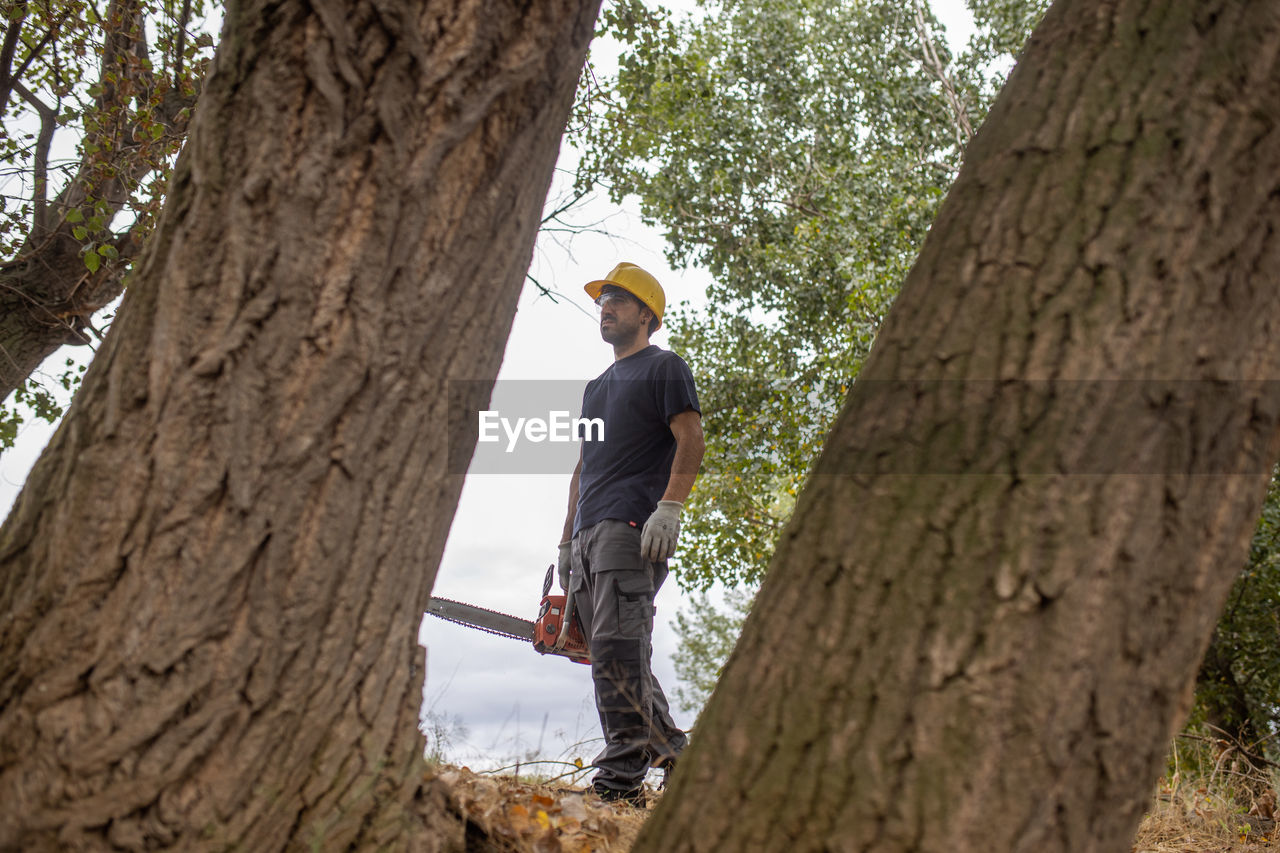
xmin=557 ymin=262 xmax=705 ymax=807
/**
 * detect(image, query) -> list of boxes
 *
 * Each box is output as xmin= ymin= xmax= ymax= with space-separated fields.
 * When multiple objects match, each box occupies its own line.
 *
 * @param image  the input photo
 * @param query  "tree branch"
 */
xmin=174 ymin=0 xmax=192 ymax=76
xmin=7 ymin=24 xmax=55 ymax=91
xmin=525 ymin=272 xmax=599 ymax=322
xmin=0 ymin=0 xmax=27 ymax=112
xmin=910 ymin=0 xmax=973 ymax=148
xmin=764 ymin=196 xmax=822 ymax=218
xmin=12 ymin=79 xmax=55 ymax=236
xmin=526 ymin=272 xmax=554 ymax=300
xmin=540 ymin=185 xmax=590 ymax=225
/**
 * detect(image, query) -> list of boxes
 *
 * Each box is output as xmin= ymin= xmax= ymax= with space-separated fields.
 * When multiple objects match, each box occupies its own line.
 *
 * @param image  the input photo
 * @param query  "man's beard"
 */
xmin=600 ymin=317 xmax=641 ymax=344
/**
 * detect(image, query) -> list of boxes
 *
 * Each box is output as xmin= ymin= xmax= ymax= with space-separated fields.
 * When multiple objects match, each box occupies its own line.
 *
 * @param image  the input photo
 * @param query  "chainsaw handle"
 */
xmin=532 ymin=593 xmax=590 ymax=665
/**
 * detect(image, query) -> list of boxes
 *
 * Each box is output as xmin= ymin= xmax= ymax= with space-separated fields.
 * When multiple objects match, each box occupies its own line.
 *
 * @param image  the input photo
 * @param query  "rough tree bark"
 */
xmin=0 ymin=0 xmax=598 ymax=848
xmin=638 ymin=2 xmax=1280 ymax=852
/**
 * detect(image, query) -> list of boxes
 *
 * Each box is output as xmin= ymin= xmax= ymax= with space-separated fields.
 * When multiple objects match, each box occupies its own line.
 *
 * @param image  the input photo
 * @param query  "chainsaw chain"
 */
xmin=427 ymin=598 xmax=531 ymax=643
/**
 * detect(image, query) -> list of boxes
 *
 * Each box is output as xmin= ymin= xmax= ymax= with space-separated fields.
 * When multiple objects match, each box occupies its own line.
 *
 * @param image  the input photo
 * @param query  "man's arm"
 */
xmin=556 ymin=450 xmax=583 ymax=590
xmin=561 ymin=448 xmax=583 ymax=543
xmin=662 ymin=408 xmax=705 ymax=502
xmin=640 ymin=409 xmax=705 ymax=562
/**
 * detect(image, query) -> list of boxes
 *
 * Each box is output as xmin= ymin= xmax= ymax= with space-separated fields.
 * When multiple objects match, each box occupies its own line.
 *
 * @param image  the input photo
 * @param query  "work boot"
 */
xmin=591 ymin=781 xmax=646 ymax=808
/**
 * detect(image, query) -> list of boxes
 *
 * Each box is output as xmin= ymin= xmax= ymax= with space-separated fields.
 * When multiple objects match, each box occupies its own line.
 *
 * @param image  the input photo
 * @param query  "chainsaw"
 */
xmin=426 ymin=565 xmax=590 ymax=665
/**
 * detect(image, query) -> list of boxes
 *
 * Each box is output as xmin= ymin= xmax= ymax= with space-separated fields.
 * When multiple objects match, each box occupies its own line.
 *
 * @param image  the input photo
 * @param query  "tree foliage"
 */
xmin=580 ymin=0 xmax=1048 ymax=588
xmin=0 ymin=0 xmax=216 ymax=445
xmin=670 ymin=584 xmax=753 ymax=714
xmin=1193 ymin=473 xmax=1280 ymax=749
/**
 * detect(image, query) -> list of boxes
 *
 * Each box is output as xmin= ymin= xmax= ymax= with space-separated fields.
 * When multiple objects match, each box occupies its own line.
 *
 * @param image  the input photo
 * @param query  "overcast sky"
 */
xmin=0 ymin=0 xmax=978 ymax=779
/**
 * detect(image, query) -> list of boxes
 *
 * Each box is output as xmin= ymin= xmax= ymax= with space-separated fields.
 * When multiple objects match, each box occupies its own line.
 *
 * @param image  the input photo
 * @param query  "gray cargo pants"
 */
xmin=571 ymin=519 xmax=688 ymax=792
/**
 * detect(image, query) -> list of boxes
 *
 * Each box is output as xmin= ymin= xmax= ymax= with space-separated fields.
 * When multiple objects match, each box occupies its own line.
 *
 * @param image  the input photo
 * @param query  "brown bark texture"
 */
xmin=637 ymin=2 xmax=1280 ymax=852
xmin=0 ymin=0 xmax=598 ymax=848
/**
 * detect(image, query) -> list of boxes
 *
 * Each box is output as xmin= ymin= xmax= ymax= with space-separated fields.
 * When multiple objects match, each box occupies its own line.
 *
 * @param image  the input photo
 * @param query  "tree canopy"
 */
xmin=0 ymin=0 xmax=215 ymax=445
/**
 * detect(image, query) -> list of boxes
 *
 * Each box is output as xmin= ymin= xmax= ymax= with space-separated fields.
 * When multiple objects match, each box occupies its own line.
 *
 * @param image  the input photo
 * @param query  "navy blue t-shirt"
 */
xmin=574 ymin=345 xmax=700 ymax=535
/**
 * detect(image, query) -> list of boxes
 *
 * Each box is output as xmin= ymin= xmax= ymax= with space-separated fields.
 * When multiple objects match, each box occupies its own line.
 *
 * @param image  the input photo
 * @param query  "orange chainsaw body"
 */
xmin=533 ymin=594 xmax=590 ymax=665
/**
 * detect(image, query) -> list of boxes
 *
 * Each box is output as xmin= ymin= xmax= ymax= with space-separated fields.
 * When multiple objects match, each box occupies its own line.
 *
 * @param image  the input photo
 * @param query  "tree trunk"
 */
xmin=637 ymin=2 xmax=1280 ymax=852
xmin=0 ymin=0 xmax=597 ymax=848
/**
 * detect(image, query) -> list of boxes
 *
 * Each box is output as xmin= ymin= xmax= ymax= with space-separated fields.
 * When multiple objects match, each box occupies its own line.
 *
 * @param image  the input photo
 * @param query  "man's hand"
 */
xmin=642 ymin=500 xmax=683 ymax=562
xmin=557 ymin=540 xmax=572 ymax=590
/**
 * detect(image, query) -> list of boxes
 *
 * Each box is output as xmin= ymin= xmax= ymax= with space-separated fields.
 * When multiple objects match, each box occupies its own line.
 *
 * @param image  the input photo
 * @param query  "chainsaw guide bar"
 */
xmin=425 ymin=565 xmax=591 ymax=665
xmin=425 ymin=597 xmax=535 ymax=642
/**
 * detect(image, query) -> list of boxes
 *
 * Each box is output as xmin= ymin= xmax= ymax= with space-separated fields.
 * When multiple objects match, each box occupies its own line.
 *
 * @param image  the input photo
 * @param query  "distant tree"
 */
xmin=1194 ymin=473 xmax=1280 ymax=748
xmin=670 ymin=585 xmax=754 ymax=714
xmin=0 ymin=0 xmax=217 ymax=445
xmin=0 ymin=0 xmax=599 ymax=846
xmin=635 ymin=1 xmax=1280 ymax=850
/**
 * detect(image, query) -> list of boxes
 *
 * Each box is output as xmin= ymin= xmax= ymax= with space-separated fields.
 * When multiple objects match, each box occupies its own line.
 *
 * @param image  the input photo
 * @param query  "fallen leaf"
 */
xmin=532 ymin=829 xmax=563 ymax=853
xmin=560 ymin=798 xmax=589 ymax=821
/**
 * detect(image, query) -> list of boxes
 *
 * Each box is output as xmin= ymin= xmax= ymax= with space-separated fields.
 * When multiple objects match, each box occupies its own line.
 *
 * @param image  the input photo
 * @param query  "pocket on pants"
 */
xmin=614 ymin=572 xmax=654 ymax=638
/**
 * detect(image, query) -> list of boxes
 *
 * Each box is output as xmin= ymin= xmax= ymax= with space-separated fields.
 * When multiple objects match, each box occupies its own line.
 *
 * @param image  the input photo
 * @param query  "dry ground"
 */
xmin=431 ymin=766 xmax=651 ymax=852
xmin=1132 ymin=775 xmax=1277 ymax=853
xmin=431 ymin=764 xmax=1278 ymax=852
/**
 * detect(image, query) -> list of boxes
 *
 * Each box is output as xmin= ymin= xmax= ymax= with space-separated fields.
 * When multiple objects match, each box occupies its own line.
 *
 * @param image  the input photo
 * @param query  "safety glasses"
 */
xmin=594 ymin=290 xmax=639 ymax=311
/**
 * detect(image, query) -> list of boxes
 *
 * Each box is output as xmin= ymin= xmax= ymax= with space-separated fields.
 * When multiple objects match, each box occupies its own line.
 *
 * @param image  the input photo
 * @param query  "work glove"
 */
xmin=557 ymin=540 xmax=572 ymax=590
xmin=641 ymin=500 xmax=683 ymax=562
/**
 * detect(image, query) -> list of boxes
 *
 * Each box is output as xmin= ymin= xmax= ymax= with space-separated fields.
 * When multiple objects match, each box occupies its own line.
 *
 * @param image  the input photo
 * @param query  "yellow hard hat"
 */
xmin=585 ymin=262 xmax=666 ymax=331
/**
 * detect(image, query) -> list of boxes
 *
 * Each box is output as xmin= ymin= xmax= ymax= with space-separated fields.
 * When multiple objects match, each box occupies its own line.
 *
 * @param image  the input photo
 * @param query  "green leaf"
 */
xmin=83 ymin=249 xmax=101 ymax=273
xmin=65 ymin=208 xmax=83 ymax=223
xmin=72 ymin=225 xmax=87 ymax=241
xmin=0 ymin=404 xmax=20 ymax=450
